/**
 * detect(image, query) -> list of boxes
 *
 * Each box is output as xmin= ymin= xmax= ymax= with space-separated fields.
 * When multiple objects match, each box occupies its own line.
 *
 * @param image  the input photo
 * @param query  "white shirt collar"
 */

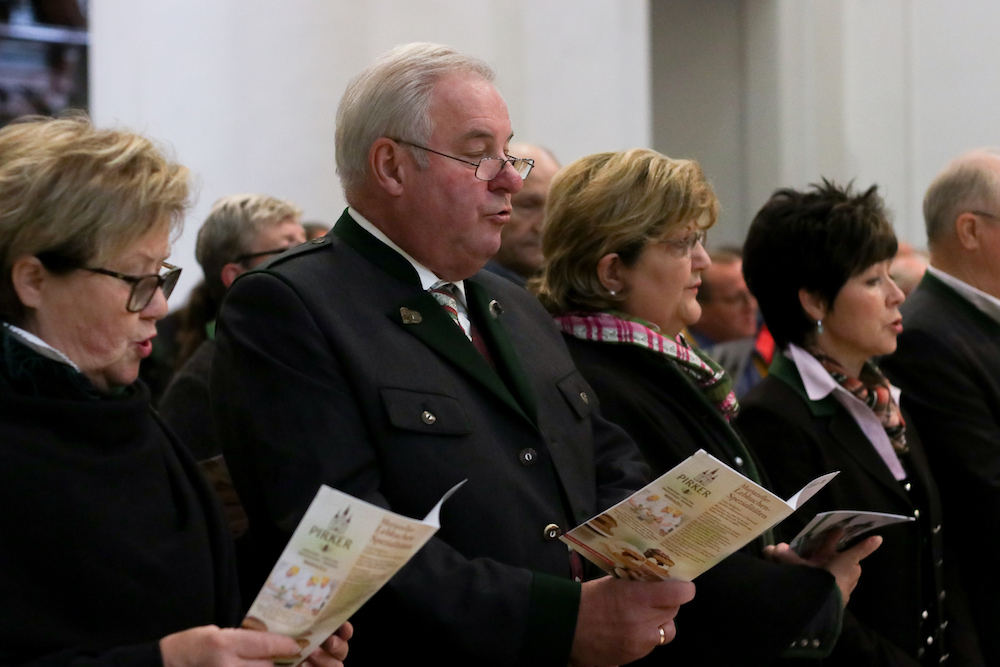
xmin=347 ymin=207 xmax=468 ymax=305
xmin=787 ymin=343 xmax=901 ymax=404
xmin=2 ymin=322 xmax=81 ymax=371
xmin=927 ymin=265 xmax=1000 ymax=324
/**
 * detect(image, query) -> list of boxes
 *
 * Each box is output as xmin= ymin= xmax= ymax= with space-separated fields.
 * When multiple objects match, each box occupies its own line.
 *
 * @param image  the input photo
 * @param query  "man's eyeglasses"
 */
xmin=81 ymin=263 xmax=182 ymax=312
xmin=393 ymin=139 xmax=534 ymax=181
xmin=659 ymin=230 xmax=707 ymax=256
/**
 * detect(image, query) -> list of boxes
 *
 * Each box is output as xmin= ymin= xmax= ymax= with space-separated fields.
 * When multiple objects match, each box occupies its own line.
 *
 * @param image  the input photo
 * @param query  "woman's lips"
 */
xmin=890 ymin=319 xmax=903 ymax=334
xmin=137 ymin=339 xmax=153 ymax=358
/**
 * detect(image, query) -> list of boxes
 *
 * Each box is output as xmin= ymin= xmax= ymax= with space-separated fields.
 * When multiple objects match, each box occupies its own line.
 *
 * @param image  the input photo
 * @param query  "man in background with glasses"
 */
xmin=212 ymin=43 xmax=695 ymax=667
xmin=159 ymin=194 xmax=305 ymax=601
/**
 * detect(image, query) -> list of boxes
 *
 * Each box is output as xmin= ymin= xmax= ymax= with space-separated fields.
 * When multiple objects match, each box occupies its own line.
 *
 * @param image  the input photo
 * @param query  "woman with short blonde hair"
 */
xmin=533 ymin=148 xmax=876 ymax=665
xmin=0 ymin=115 xmax=351 ymax=667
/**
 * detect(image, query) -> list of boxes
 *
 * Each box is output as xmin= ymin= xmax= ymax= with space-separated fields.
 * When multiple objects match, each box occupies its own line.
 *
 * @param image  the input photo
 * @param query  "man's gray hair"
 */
xmin=196 ymin=193 xmax=302 ymax=300
xmin=924 ymin=149 xmax=1000 ymax=244
xmin=335 ymin=42 xmax=496 ymax=197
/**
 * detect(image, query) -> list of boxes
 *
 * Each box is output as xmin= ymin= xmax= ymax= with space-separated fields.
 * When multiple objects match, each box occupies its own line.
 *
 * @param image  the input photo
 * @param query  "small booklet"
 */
xmin=790 ymin=510 xmax=915 ymax=556
xmin=560 ymin=450 xmax=837 ymax=582
xmin=242 ymin=481 xmax=465 ymax=666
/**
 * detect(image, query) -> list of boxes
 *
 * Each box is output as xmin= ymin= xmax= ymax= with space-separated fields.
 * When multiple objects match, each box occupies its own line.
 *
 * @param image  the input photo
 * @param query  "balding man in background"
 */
xmin=484 ymin=143 xmax=560 ymax=286
xmin=882 ymin=149 xmax=1000 ymax=665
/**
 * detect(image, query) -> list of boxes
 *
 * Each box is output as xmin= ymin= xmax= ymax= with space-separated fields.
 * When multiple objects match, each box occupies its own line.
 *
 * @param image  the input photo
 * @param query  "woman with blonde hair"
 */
xmin=0 ymin=115 xmax=350 ymax=667
xmin=534 ymin=148 xmax=880 ymax=665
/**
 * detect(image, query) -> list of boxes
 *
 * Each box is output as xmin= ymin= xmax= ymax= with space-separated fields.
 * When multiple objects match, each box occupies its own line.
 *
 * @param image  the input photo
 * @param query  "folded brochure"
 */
xmin=561 ymin=450 xmax=837 ymax=582
xmin=242 ymin=480 xmax=465 ymax=665
xmin=790 ymin=509 xmax=914 ymax=556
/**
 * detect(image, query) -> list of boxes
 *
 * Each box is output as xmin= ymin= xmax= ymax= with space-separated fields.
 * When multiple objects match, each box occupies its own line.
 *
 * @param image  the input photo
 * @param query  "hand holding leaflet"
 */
xmin=560 ymin=450 xmax=837 ymax=582
xmin=241 ymin=480 xmax=465 ymax=665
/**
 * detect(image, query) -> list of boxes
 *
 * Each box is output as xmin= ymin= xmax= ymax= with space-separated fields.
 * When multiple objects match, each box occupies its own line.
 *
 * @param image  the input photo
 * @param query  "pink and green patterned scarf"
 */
xmin=555 ymin=311 xmax=739 ymax=422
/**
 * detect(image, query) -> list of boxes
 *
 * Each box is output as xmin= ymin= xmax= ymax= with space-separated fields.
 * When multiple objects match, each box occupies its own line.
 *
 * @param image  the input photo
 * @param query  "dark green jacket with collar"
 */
xmin=211 ymin=210 xmax=648 ymax=666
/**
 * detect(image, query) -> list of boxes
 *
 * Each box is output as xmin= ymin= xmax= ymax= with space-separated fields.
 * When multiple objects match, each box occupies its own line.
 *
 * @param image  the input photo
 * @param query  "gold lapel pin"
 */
xmin=489 ymin=300 xmax=503 ymax=318
xmin=400 ymin=307 xmax=423 ymax=324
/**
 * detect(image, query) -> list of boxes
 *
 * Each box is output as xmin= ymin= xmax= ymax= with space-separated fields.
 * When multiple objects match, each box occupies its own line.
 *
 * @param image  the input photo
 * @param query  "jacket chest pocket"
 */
xmin=380 ymin=387 xmax=472 ymax=435
xmin=556 ymin=370 xmax=598 ymax=420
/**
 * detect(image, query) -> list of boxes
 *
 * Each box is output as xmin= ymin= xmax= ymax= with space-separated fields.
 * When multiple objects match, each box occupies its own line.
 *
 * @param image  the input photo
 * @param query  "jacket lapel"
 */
xmin=466 ymin=278 xmax=539 ymax=424
xmin=333 ymin=211 xmax=535 ymax=426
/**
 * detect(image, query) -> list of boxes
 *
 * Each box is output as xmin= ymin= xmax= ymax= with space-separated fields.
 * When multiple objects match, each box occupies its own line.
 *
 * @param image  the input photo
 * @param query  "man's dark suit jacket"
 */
xmin=211 ymin=211 xmax=648 ymax=665
xmin=563 ymin=336 xmax=840 ymax=666
xmin=882 ymin=270 xmax=1000 ymax=665
xmin=740 ymin=353 xmax=981 ymax=666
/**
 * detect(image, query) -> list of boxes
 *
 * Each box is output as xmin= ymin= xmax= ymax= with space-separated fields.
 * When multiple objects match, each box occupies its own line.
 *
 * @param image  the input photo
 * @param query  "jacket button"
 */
xmin=940 ymin=590 xmax=946 ymax=602
xmin=519 ymin=448 xmax=537 ymax=466
xmin=543 ymin=523 xmax=561 ymax=540
xmin=914 ymin=509 xmax=921 ymax=519
xmin=579 ymin=391 xmax=589 ymax=404
xmin=810 ymin=639 xmax=820 ymax=648
xmin=932 ymin=524 xmax=942 ymax=534
xmin=922 ymin=610 xmax=929 ymax=619
xmin=904 ymin=482 xmax=912 ymax=491
xmin=798 ymin=639 xmax=809 ymax=648
xmin=734 ymin=456 xmax=744 ymax=467
xmin=421 ymin=410 xmax=436 ymax=424
xmin=927 ymin=636 xmax=934 ymax=646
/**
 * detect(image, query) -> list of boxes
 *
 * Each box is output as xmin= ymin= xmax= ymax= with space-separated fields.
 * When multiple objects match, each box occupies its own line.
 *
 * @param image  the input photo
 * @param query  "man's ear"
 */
xmin=798 ymin=288 xmax=828 ymax=322
xmin=11 ymin=255 xmax=47 ymax=309
xmin=370 ymin=138 xmax=406 ymax=196
xmin=955 ymin=212 xmax=982 ymax=250
xmin=220 ymin=262 xmax=245 ymax=289
xmin=597 ymin=253 xmax=626 ymax=294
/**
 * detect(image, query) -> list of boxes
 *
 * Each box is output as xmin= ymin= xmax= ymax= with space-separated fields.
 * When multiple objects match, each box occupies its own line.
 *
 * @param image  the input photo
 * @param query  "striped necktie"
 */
xmin=429 ymin=282 xmax=467 ymax=338
xmin=429 ymin=282 xmax=494 ymax=366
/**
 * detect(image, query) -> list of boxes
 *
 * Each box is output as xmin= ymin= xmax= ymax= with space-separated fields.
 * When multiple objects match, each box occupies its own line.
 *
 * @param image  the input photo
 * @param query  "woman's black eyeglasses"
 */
xmin=36 ymin=252 xmax=182 ymax=312
xmin=82 ymin=263 xmax=182 ymax=312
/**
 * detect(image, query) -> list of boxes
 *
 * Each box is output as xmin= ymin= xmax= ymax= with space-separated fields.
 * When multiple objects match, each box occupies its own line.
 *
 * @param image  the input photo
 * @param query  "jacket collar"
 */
xmin=918 ymin=269 xmax=1000 ymax=336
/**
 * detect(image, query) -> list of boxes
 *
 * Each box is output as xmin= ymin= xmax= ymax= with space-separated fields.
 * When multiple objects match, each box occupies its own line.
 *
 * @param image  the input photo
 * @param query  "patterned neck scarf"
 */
xmin=555 ymin=311 xmax=739 ymax=422
xmin=806 ymin=347 xmax=908 ymax=454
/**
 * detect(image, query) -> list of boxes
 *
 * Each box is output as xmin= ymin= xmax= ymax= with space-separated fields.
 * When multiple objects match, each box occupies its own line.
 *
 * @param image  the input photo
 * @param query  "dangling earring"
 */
xmin=816 ymin=319 xmax=824 ymax=334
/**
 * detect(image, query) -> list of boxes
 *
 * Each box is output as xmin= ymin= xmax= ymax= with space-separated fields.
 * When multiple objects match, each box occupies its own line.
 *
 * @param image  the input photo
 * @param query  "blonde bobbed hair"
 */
xmin=0 ymin=114 xmax=191 ymax=324
xmin=532 ymin=148 xmax=719 ymax=314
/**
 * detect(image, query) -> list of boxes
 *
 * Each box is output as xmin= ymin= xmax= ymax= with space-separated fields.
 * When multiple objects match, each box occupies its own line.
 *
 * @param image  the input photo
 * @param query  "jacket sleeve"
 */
xmin=211 ymin=270 xmax=579 ymax=666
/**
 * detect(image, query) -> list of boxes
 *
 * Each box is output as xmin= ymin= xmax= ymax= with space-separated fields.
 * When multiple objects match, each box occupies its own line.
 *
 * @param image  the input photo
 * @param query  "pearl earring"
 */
xmin=817 ymin=319 xmax=824 ymax=334
xmin=609 ymin=290 xmax=617 ymax=296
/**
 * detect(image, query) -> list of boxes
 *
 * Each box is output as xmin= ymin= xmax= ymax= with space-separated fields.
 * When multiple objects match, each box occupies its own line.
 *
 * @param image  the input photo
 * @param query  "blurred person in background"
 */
xmin=689 ymin=247 xmax=772 ymax=396
xmin=159 ymin=194 xmax=305 ymax=601
xmin=483 ymin=142 xmax=560 ymax=286
xmin=303 ymin=220 xmax=331 ymax=240
xmin=889 ymin=242 xmax=929 ymax=296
